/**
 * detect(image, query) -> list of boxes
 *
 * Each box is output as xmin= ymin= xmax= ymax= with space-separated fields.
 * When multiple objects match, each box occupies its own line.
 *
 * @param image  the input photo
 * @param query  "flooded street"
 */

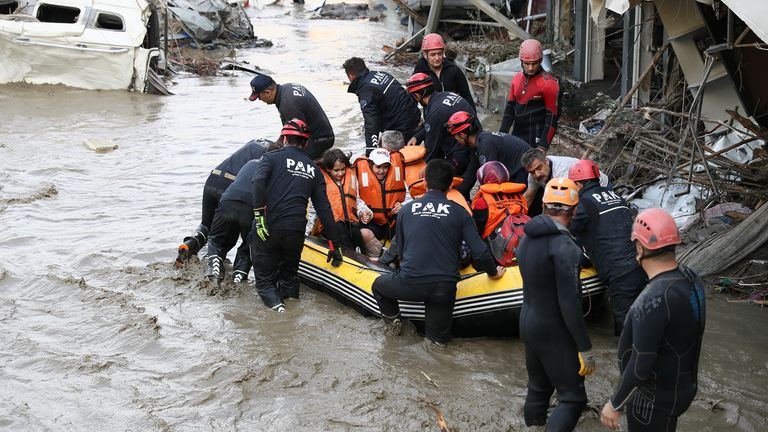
xmin=1 ymin=2 xmax=767 ymax=431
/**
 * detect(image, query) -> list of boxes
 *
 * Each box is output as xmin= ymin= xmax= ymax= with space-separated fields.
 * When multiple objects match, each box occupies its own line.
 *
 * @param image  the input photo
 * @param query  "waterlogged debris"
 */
xmin=85 ymin=139 xmax=119 ymax=153
xmin=0 ymin=183 xmax=58 ymax=206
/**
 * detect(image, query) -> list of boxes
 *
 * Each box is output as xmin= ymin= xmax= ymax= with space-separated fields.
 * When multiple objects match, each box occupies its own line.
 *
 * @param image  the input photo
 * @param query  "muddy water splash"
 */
xmin=1 ymin=3 xmax=767 ymax=431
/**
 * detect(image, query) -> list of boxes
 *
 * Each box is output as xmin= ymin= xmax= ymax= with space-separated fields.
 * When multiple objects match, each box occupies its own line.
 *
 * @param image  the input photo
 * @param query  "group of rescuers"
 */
xmin=175 ymin=35 xmax=706 ymax=432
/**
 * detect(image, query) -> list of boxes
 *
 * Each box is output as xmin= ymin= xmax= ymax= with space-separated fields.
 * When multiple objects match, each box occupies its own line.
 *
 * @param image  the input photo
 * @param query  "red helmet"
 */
xmin=568 ymin=159 xmax=600 ymax=182
xmin=281 ymin=118 xmax=310 ymax=139
xmin=406 ymin=73 xmax=433 ymax=93
xmin=476 ymin=161 xmax=509 ymax=185
xmin=445 ymin=111 xmax=475 ymax=135
xmin=421 ymin=33 xmax=445 ymax=51
xmin=519 ymin=38 xmax=543 ymax=62
xmin=631 ymin=208 xmax=681 ymax=250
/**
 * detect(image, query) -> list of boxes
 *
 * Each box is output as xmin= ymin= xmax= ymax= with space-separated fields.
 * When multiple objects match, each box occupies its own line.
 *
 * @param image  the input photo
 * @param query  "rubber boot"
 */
xmin=206 ymin=255 xmax=224 ymax=284
xmin=175 ymin=230 xmax=207 ymax=267
xmin=231 ymin=249 xmax=251 ymax=284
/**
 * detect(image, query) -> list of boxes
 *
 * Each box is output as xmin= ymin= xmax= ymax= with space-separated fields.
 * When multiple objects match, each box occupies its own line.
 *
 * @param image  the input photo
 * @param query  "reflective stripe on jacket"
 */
xmin=355 ymin=154 xmax=406 ymax=226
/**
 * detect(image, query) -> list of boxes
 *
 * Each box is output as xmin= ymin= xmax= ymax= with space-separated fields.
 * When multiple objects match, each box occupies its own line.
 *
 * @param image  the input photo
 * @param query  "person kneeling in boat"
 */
xmin=372 ymin=159 xmax=505 ymax=345
xmin=471 ymin=161 xmax=530 ymax=267
xmin=251 ymin=119 xmax=343 ymax=313
xmin=317 ymin=149 xmax=382 ymax=258
xmin=355 ymin=148 xmax=407 ymax=242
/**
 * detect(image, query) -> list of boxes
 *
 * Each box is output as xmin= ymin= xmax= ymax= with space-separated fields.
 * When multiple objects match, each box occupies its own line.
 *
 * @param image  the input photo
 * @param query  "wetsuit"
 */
xmin=611 ymin=266 xmax=706 ymax=431
xmin=275 ymin=83 xmax=335 ymax=159
xmin=251 ymin=145 xmax=339 ymax=308
xmin=347 ymin=69 xmax=420 ymax=151
xmin=499 ymin=69 xmax=560 ymax=150
xmin=372 ymin=190 xmax=497 ymax=343
xmin=413 ymin=56 xmax=476 ymax=111
xmin=517 ymin=215 xmax=591 ymax=430
xmin=526 ymin=156 xmax=611 ymax=217
xmin=570 ymin=180 xmax=646 ymax=335
xmin=412 ymin=92 xmax=477 ymax=196
xmin=206 ymin=159 xmax=262 ymax=280
xmin=188 ymin=139 xmax=271 ymax=254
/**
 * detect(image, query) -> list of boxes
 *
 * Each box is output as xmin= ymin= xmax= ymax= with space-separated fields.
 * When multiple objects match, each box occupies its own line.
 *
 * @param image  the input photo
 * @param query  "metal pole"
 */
xmin=425 ymin=0 xmax=444 ymax=34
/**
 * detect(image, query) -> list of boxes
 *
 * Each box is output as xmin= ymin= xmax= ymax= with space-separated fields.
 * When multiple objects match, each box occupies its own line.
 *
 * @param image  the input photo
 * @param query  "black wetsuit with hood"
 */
xmin=610 ymin=266 xmax=706 ymax=432
xmin=517 ymin=214 xmax=591 ymax=430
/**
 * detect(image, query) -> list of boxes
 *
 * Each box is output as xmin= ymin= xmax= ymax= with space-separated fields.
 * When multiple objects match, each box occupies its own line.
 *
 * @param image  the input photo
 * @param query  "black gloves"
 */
xmin=326 ymin=241 xmax=343 ymax=267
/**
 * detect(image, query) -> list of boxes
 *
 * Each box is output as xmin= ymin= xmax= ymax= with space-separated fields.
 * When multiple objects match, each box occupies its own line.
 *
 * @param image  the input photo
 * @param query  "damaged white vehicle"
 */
xmin=0 ymin=0 xmax=161 ymax=91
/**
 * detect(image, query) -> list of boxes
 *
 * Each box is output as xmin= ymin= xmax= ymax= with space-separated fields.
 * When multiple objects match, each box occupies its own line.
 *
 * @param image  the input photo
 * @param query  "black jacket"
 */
xmin=251 ymin=145 xmax=337 ymax=241
xmin=413 ymin=56 xmax=476 ymax=111
xmin=517 ymin=215 xmax=591 ymax=353
xmin=394 ymin=190 xmax=497 ymax=283
xmin=475 ymin=131 xmax=531 ymax=185
xmin=569 ymin=181 xmax=638 ymax=282
xmin=221 ymin=159 xmax=261 ymax=205
xmin=611 ymin=267 xmax=706 ymax=414
xmin=215 ymin=138 xmax=271 ymax=177
xmin=275 ymin=83 xmax=335 ymax=159
xmin=347 ymin=70 xmax=420 ymax=149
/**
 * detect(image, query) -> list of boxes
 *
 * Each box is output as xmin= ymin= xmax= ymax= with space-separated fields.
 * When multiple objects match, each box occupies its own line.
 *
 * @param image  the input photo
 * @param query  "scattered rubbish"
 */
xmin=315 ymin=2 xmax=384 ymax=21
xmin=578 ymin=108 xmax=611 ymax=136
xmin=629 ymin=178 xmax=702 ymax=230
xmin=85 ymin=139 xmax=119 ymax=153
xmin=420 ymin=371 xmax=440 ymax=389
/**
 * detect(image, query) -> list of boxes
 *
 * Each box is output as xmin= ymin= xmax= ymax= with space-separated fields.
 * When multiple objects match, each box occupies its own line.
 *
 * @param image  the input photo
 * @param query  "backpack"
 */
xmin=487 ymin=213 xmax=531 ymax=266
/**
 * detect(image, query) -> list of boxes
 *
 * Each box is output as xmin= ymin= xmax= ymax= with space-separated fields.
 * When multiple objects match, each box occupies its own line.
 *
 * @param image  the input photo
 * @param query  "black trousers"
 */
xmin=206 ymin=200 xmax=253 ymax=274
xmin=372 ymin=273 xmax=456 ymax=343
xmin=200 ymin=174 xmax=232 ymax=230
xmin=626 ymin=389 xmax=679 ymax=432
xmin=608 ymin=266 xmax=647 ymax=336
xmin=523 ymin=339 xmax=588 ymax=431
xmin=250 ymin=229 xmax=305 ymax=308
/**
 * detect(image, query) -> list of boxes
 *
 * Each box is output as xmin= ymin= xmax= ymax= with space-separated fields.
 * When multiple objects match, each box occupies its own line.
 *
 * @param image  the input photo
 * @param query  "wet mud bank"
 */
xmin=1 ymin=2 xmax=767 ymax=431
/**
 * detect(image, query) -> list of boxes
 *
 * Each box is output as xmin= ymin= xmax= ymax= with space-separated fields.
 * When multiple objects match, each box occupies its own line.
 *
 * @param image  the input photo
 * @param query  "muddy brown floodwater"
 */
xmin=1 ymin=2 xmax=767 ymax=431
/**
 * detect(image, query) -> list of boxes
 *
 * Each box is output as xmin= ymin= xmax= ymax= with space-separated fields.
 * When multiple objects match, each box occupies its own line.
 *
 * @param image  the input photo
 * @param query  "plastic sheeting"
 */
xmin=630 ymin=178 xmax=704 ymax=231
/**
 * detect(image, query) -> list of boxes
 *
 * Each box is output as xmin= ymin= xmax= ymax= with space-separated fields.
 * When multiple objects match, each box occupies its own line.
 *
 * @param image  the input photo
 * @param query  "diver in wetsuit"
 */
xmin=517 ymin=177 xmax=595 ymax=431
xmin=601 ymin=208 xmax=706 ymax=432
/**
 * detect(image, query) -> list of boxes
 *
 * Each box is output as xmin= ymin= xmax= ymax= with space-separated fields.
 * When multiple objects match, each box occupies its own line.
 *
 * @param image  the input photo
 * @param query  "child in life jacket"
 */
xmin=472 ymin=161 xmax=530 ymax=266
xmin=355 ymin=148 xmax=407 ymax=243
xmin=316 ymin=149 xmax=381 ymax=257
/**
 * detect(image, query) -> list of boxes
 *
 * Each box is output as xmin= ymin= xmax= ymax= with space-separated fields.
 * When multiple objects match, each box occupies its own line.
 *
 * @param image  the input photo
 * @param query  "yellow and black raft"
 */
xmin=299 ymin=237 xmax=606 ymax=337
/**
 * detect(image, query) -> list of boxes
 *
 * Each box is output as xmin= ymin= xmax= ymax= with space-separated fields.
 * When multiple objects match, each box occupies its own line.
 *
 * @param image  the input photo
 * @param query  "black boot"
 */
xmin=206 ymin=255 xmax=224 ymax=284
xmin=175 ymin=230 xmax=207 ymax=267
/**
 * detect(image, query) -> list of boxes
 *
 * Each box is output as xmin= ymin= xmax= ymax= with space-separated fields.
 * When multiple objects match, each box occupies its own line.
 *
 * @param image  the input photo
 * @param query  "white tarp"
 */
xmin=721 ymin=0 xmax=768 ymax=45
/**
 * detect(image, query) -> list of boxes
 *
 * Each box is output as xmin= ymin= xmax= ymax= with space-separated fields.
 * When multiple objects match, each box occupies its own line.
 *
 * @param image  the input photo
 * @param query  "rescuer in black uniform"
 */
xmin=176 ymin=138 xmax=274 ymax=266
xmin=250 ymin=119 xmax=342 ymax=313
xmin=342 ymin=57 xmax=420 ymax=153
xmin=568 ymin=159 xmax=646 ymax=336
xmin=517 ymin=177 xmax=595 ymax=431
xmin=601 ymin=208 xmax=706 ymax=432
xmin=405 ymin=73 xmax=477 ymax=197
xmin=412 ymin=33 xmax=476 ymax=111
xmin=444 ymin=111 xmax=531 ymax=185
xmin=205 ymin=159 xmax=262 ymax=285
xmin=372 ymin=159 xmax=504 ymax=345
xmin=248 ymin=74 xmax=335 ymax=159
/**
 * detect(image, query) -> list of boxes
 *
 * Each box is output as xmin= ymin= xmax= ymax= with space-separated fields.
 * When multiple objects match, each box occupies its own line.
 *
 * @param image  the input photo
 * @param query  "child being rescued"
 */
xmin=316 ymin=149 xmax=382 ymax=258
xmin=472 ymin=161 xmax=530 ymax=266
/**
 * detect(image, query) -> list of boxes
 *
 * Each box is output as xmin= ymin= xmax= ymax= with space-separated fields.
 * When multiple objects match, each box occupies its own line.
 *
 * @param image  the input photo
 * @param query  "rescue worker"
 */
xmin=405 ymin=73 xmax=477 ymax=197
xmin=250 ymin=119 xmax=342 ymax=313
xmin=408 ymin=176 xmax=472 ymax=215
xmin=445 ymin=110 xmax=531 ymax=186
xmin=176 ymin=138 xmax=275 ymax=266
xmin=342 ymin=57 xmax=420 ymax=152
xmin=521 ymin=147 xmax=609 ymax=217
xmin=205 ymin=158 xmax=263 ymax=285
xmin=601 ymin=208 xmax=706 ymax=432
xmin=247 ymin=74 xmax=335 ymax=159
xmin=355 ymin=148 xmax=407 ymax=241
xmin=471 ymin=162 xmax=529 ymax=266
xmin=499 ymin=38 xmax=560 ymax=150
xmin=568 ymin=160 xmax=646 ymax=336
xmin=372 ymin=159 xmax=504 ymax=345
xmin=412 ymin=33 xmax=476 ymax=110
xmin=317 ymin=149 xmax=380 ymax=257
xmin=517 ymin=177 xmax=595 ymax=430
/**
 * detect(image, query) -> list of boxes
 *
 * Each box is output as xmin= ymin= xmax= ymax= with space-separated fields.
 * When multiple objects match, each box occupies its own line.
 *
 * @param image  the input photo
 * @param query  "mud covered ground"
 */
xmin=1 ymin=2 xmax=767 ymax=431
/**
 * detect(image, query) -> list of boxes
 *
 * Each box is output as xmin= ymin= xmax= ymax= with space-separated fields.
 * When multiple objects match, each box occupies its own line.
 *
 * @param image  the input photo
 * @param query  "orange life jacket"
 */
xmin=472 ymin=182 xmax=528 ymax=238
xmin=321 ymin=168 xmax=359 ymax=224
xmin=408 ymin=177 xmax=473 ymax=215
xmin=355 ymin=154 xmax=406 ymax=226
xmin=398 ymin=145 xmax=427 ymax=188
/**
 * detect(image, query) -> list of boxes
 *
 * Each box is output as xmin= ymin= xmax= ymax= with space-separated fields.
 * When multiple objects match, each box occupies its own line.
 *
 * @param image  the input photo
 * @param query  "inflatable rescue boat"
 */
xmin=298 ymin=237 xmax=607 ymax=337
